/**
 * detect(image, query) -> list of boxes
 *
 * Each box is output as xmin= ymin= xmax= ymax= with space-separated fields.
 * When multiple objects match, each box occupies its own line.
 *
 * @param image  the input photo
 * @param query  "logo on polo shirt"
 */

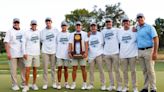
xmin=59 ymin=37 xmax=69 ymax=44
xmin=105 ymin=32 xmax=114 ymax=40
xmin=122 ymin=35 xmax=132 ymax=43
xmin=31 ymin=34 xmax=39 ymax=43
xmin=90 ymin=37 xmax=99 ymax=48
xmin=46 ymin=32 xmax=55 ymax=42
xmin=16 ymin=34 xmax=23 ymax=43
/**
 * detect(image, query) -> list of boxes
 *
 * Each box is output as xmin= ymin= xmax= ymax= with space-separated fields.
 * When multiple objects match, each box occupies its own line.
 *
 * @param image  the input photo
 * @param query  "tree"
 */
xmin=65 ymin=9 xmax=95 ymax=32
xmin=0 ymin=32 xmax=6 ymax=53
xmin=65 ymin=3 xmax=126 ymax=32
xmin=154 ymin=18 xmax=164 ymax=49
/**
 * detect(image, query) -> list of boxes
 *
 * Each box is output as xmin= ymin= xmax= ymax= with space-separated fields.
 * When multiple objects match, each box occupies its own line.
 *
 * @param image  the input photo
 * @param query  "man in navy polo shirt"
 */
xmin=136 ymin=13 xmax=159 ymax=92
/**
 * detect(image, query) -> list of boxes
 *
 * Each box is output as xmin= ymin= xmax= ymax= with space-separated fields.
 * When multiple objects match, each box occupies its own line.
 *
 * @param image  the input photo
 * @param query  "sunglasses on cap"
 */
xmin=137 ymin=16 xmax=143 ymax=19
xmin=123 ymin=20 xmax=129 ymax=22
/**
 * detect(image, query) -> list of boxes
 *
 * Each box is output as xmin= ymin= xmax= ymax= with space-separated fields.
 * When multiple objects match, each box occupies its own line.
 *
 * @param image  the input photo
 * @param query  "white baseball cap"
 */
xmin=13 ymin=18 xmax=20 ymax=23
xmin=75 ymin=21 xmax=82 ymax=25
xmin=136 ymin=13 xmax=144 ymax=18
xmin=61 ymin=21 xmax=68 ymax=26
xmin=45 ymin=17 xmax=52 ymax=21
xmin=90 ymin=22 xmax=97 ymax=26
xmin=31 ymin=20 xmax=37 ymax=25
xmin=105 ymin=18 xmax=113 ymax=22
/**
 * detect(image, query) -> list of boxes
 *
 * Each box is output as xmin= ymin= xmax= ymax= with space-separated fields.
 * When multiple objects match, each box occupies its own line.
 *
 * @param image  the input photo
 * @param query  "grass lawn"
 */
xmin=0 ymin=71 xmax=164 ymax=92
xmin=0 ymin=53 xmax=164 ymax=92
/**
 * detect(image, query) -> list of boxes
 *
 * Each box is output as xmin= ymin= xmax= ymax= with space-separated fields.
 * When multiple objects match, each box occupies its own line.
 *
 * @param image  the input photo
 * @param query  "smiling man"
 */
xmin=87 ymin=22 xmax=105 ymax=90
xmin=22 ymin=20 xmax=40 ymax=92
xmin=101 ymin=18 xmax=122 ymax=92
xmin=40 ymin=17 xmax=59 ymax=90
xmin=118 ymin=17 xmax=138 ymax=92
xmin=56 ymin=21 xmax=70 ymax=90
xmin=4 ymin=18 xmax=25 ymax=91
xmin=68 ymin=21 xmax=88 ymax=90
xmin=136 ymin=13 xmax=159 ymax=92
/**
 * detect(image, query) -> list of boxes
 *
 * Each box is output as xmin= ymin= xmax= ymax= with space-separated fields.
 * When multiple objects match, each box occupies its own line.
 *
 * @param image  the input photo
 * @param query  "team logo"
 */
xmin=16 ymin=34 xmax=23 ymax=43
xmin=31 ymin=34 xmax=39 ymax=43
xmin=90 ymin=37 xmax=99 ymax=48
xmin=59 ymin=37 xmax=68 ymax=44
xmin=122 ymin=34 xmax=132 ymax=44
xmin=46 ymin=32 xmax=55 ymax=42
xmin=105 ymin=32 xmax=114 ymax=40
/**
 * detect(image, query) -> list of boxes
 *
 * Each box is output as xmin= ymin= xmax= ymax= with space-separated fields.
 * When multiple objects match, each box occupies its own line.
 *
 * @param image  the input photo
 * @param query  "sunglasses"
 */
xmin=45 ymin=20 xmax=51 ymax=22
xmin=61 ymin=25 xmax=67 ymax=26
xmin=76 ymin=24 xmax=81 ymax=26
xmin=14 ymin=22 xmax=20 ymax=24
xmin=137 ymin=16 xmax=143 ymax=19
xmin=90 ymin=24 xmax=96 ymax=26
xmin=106 ymin=21 xmax=111 ymax=23
xmin=123 ymin=20 xmax=129 ymax=22
xmin=31 ymin=24 xmax=37 ymax=25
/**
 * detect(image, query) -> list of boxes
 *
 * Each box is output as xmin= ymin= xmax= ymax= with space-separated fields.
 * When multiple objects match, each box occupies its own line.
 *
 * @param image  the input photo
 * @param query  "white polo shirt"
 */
xmin=101 ymin=28 xmax=119 ymax=55
xmin=118 ymin=28 xmax=138 ymax=58
xmin=88 ymin=32 xmax=104 ymax=60
xmin=23 ymin=29 xmax=40 ymax=56
xmin=56 ymin=31 xmax=70 ymax=59
xmin=40 ymin=28 xmax=59 ymax=54
xmin=4 ymin=28 xmax=24 ymax=58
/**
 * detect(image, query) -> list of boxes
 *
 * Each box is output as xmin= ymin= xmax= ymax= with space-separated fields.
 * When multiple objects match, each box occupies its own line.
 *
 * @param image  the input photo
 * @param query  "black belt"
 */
xmin=138 ymin=47 xmax=152 ymax=50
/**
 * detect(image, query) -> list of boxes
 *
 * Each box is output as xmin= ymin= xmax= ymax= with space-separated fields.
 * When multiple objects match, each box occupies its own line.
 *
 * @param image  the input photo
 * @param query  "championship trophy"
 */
xmin=72 ymin=34 xmax=84 ymax=59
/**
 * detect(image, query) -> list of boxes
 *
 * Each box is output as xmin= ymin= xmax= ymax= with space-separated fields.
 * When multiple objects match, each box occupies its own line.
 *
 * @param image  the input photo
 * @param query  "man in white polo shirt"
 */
xmin=40 ymin=17 xmax=58 ymax=89
xmin=87 ymin=22 xmax=106 ymax=90
xmin=118 ymin=17 xmax=138 ymax=92
xmin=4 ymin=18 xmax=25 ymax=91
xmin=68 ymin=21 xmax=88 ymax=90
xmin=101 ymin=18 xmax=122 ymax=92
xmin=22 ymin=20 xmax=40 ymax=92
xmin=56 ymin=21 xmax=70 ymax=90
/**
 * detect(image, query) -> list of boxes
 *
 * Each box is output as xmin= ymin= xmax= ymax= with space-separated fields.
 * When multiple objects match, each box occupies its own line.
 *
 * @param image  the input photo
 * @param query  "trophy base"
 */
xmin=72 ymin=54 xmax=83 ymax=59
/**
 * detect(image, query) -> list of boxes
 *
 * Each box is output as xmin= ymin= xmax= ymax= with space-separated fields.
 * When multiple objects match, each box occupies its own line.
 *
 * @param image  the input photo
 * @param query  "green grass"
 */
xmin=0 ymin=71 xmax=164 ymax=92
xmin=0 ymin=53 xmax=164 ymax=92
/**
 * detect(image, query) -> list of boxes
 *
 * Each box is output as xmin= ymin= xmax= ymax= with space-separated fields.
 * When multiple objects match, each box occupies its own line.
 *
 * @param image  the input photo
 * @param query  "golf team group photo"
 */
xmin=4 ymin=13 xmax=159 ymax=92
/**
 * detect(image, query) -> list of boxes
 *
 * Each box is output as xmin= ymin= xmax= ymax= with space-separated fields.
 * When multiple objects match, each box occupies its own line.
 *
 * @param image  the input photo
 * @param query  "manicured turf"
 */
xmin=0 ymin=53 xmax=164 ymax=92
xmin=0 ymin=71 xmax=164 ymax=92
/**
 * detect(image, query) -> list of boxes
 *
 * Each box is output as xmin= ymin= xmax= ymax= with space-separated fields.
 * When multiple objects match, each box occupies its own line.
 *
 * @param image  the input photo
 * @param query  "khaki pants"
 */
xmin=103 ymin=54 xmax=122 ymax=87
xmin=42 ymin=53 xmax=56 ymax=85
xmin=138 ymin=48 xmax=156 ymax=90
xmin=121 ymin=57 xmax=137 ymax=88
xmin=9 ymin=58 xmax=25 ymax=86
xmin=89 ymin=55 xmax=105 ymax=86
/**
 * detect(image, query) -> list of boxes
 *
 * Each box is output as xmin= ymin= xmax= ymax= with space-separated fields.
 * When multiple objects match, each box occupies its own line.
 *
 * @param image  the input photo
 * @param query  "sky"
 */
xmin=0 ymin=0 xmax=164 ymax=31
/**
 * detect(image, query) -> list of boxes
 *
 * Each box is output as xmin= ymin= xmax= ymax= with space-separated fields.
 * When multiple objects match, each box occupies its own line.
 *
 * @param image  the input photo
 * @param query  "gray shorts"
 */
xmin=56 ymin=58 xmax=70 ymax=67
xmin=24 ymin=55 xmax=40 ymax=67
xmin=71 ymin=59 xmax=86 ymax=66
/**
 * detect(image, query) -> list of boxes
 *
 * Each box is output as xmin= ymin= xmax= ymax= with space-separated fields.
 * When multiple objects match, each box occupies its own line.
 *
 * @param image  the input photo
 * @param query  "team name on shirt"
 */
xmin=31 ymin=35 xmax=39 ymax=43
xmin=121 ymin=35 xmax=132 ymax=43
xmin=46 ymin=33 xmax=55 ymax=42
xmin=16 ymin=34 xmax=23 ymax=43
xmin=104 ymin=32 xmax=114 ymax=40
xmin=59 ymin=37 xmax=69 ymax=44
xmin=90 ymin=37 xmax=99 ymax=48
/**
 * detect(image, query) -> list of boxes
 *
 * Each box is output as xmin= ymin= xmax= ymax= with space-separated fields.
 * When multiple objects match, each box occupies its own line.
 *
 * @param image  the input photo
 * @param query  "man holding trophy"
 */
xmin=68 ymin=21 xmax=89 ymax=90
